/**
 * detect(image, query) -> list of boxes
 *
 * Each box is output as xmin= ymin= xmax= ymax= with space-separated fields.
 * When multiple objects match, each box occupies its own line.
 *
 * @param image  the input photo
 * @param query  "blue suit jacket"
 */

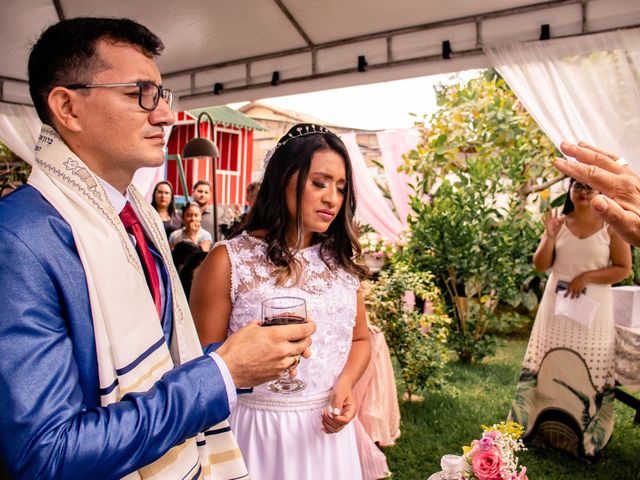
xmin=0 ymin=186 xmax=230 ymax=479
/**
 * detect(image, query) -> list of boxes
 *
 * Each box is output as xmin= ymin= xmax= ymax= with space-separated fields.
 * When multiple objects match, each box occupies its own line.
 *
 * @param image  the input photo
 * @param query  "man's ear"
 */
xmin=47 ymin=87 xmax=82 ymax=132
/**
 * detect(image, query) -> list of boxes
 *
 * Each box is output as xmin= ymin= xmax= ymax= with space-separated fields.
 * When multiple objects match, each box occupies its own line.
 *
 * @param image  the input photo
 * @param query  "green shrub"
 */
xmin=364 ymin=263 xmax=451 ymax=397
xmin=401 ymin=70 xmax=560 ymax=362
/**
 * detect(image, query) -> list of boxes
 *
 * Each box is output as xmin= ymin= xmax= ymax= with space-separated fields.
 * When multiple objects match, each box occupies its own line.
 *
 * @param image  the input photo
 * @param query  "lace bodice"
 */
xmin=220 ymin=233 xmax=360 ymax=397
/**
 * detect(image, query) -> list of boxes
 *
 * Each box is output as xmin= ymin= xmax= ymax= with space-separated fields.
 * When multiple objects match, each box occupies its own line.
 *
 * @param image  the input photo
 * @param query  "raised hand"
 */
xmin=554 ymin=141 xmax=640 ymax=246
xmin=186 ymin=219 xmax=200 ymax=234
xmin=542 ymin=208 xmax=564 ymax=239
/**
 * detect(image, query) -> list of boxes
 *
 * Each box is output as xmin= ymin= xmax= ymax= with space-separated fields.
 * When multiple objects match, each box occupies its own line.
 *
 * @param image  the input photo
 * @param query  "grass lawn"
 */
xmin=383 ymin=339 xmax=640 ymax=479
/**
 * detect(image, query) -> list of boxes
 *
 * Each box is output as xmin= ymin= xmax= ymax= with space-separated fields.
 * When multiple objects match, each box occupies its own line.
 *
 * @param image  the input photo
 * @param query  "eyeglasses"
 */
xmin=572 ymin=182 xmax=594 ymax=192
xmin=65 ymin=80 xmax=173 ymax=111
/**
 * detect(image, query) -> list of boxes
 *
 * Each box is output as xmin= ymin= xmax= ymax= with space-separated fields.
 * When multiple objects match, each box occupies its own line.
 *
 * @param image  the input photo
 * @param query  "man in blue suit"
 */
xmin=0 ymin=17 xmax=314 ymax=479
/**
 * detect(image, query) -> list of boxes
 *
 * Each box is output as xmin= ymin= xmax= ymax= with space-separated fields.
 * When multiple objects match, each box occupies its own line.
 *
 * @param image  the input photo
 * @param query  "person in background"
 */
xmin=192 ymin=179 xmax=215 ymax=236
xmin=352 ymin=321 xmax=400 ymax=480
xmin=151 ymin=180 xmax=183 ymax=238
xmin=179 ymin=251 xmax=208 ymax=301
xmin=169 ymin=202 xmax=212 ymax=251
xmin=245 ymin=181 xmax=261 ymax=213
xmin=219 ymin=203 xmax=243 ymax=238
xmin=190 ymin=123 xmax=371 ymax=480
xmin=0 ymin=17 xmax=315 ymax=479
xmin=555 ymin=141 xmax=640 ymax=247
xmin=171 ymin=240 xmax=203 ymax=275
xmin=508 ymin=177 xmax=631 ymax=461
xmin=226 ymin=181 xmax=262 ymax=237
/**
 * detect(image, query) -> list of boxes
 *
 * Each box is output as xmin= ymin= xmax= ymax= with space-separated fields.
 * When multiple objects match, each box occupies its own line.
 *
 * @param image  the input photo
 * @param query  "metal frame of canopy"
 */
xmin=2 ymin=0 xmax=639 ymax=108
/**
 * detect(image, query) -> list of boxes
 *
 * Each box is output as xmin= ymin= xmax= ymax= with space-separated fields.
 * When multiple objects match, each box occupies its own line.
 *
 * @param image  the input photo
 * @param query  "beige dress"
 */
xmin=510 ymin=224 xmax=616 ymax=460
xmin=352 ymin=329 xmax=400 ymax=480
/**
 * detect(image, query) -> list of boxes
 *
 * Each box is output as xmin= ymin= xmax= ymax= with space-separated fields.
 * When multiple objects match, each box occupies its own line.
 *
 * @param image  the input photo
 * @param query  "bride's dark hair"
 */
xmin=239 ymin=124 xmax=367 ymax=283
xmin=561 ymin=178 xmax=576 ymax=215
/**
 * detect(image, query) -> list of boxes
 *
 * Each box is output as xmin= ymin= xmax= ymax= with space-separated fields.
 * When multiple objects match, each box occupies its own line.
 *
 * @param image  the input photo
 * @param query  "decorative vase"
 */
xmin=363 ymin=253 xmax=385 ymax=273
xmin=440 ymin=454 xmax=462 ymax=479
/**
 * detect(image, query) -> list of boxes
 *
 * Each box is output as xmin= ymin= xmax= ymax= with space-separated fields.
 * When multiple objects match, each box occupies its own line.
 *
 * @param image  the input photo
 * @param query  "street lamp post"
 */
xmin=182 ymin=111 xmax=220 ymax=242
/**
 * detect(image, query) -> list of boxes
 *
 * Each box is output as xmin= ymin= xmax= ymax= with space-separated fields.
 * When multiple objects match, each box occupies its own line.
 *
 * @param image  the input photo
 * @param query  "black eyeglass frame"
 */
xmin=65 ymin=81 xmax=173 ymax=111
xmin=571 ymin=182 xmax=594 ymax=192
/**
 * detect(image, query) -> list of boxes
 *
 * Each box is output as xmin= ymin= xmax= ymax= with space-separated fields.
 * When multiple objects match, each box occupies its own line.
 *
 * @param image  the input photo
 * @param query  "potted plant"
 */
xmin=359 ymin=230 xmax=395 ymax=273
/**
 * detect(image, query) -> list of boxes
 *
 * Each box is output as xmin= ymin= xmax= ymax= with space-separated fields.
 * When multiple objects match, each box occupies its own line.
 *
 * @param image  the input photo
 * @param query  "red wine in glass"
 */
xmin=262 ymin=314 xmax=306 ymax=326
xmin=261 ymin=296 xmax=307 ymax=393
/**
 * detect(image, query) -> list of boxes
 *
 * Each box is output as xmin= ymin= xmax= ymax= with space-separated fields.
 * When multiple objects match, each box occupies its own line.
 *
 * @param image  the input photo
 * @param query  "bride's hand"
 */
xmin=321 ymin=380 xmax=356 ymax=434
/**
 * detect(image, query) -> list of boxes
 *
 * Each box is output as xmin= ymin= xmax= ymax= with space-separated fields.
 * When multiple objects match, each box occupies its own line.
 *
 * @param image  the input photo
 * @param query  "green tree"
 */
xmin=402 ymin=70 xmax=561 ymax=363
xmin=0 ymin=141 xmax=30 ymax=185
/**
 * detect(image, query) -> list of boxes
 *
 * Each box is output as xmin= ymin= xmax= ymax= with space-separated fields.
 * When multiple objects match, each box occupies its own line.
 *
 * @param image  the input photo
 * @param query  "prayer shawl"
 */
xmin=29 ymin=125 xmax=248 ymax=480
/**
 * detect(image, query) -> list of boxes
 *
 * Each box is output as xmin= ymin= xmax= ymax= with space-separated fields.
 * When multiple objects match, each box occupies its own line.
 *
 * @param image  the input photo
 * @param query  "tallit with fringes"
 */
xmin=29 ymin=124 xmax=249 ymax=480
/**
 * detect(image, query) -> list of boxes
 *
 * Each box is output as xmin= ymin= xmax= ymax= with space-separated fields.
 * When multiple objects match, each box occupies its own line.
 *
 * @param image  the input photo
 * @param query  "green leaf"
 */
xmin=550 ymin=192 xmax=567 ymax=209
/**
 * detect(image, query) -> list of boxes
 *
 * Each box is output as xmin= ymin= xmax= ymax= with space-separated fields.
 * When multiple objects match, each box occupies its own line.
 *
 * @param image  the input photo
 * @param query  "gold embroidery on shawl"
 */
xmin=35 ymin=125 xmax=141 ymax=273
xmin=62 ymin=158 xmax=101 ymax=199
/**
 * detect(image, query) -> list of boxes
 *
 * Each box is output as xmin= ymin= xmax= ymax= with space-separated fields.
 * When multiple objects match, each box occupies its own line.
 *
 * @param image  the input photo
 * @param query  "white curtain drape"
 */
xmin=376 ymin=129 xmax=420 ymax=226
xmin=340 ymin=132 xmax=403 ymax=242
xmin=0 ymin=103 xmax=41 ymax=163
xmin=135 ymin=124 xmax=174 ymax=202
xmin=484 ymin=28 xmax=640 ymax=172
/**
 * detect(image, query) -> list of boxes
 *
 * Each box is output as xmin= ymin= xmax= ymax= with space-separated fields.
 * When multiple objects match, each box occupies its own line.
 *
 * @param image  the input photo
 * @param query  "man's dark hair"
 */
xmin=28 ymin=17 xmax=164 ymax=125
xmin=192 ymin=180 xmax=211 ymax=191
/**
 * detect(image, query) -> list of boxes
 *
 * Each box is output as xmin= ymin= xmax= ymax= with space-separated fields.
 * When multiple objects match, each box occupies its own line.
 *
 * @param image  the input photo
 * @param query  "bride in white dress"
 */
xmin=191 ymin=123 xmax=371 ymax=480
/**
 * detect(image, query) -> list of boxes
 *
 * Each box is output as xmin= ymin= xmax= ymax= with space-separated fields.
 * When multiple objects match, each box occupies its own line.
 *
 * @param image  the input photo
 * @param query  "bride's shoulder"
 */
xmin=225 ymin=230 xmax=263 ymax=245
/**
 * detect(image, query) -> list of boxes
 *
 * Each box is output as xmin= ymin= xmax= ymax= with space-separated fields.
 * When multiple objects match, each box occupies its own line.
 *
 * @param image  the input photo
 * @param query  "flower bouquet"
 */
xmin=359 ymin=231 xmax=396 ymax=273
xmin=359 ymin=231 xmax=395 ymax=258
xmin=461 ymin=422 xmax=528 ymax=480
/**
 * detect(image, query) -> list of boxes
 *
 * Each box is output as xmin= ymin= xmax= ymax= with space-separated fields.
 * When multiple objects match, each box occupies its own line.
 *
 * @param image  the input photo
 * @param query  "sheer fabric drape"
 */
xmin=0 ymin=102 xmax=168 ymax=198
xmin=484 ymin=28 xmax=640 ymax=172
xmin=340 ymin=132 xmax=404 ymax=242
xmin=376 ymin=130 xmax=420 ymax=226
xmin=0 ymin=103 xmax=40 ymax=164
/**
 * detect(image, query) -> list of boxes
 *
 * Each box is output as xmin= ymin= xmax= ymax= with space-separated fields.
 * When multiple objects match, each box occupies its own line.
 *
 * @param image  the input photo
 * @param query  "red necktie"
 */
xmin=119 ymin=202 xmax=162 ymax=319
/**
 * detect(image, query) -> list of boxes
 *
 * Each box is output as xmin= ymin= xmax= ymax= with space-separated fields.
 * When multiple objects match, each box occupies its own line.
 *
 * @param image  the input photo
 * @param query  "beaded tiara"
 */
xmin=275 ymin=123 xmax=333 ymax=149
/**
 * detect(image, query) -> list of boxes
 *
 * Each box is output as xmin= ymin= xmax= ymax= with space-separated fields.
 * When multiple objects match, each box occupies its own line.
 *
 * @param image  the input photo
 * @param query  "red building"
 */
xmin=165 ymin=106 xmax=265 ymax=208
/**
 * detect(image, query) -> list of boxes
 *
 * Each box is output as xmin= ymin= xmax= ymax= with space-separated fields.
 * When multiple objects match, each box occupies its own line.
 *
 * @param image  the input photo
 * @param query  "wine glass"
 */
xmin=261 ymin=296 xmax=307 ymax=393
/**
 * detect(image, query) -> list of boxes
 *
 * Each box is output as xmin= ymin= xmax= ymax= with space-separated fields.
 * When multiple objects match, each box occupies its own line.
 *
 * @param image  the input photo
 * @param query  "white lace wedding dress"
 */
xmin=219 ymin=233 xmax=363 ymax=480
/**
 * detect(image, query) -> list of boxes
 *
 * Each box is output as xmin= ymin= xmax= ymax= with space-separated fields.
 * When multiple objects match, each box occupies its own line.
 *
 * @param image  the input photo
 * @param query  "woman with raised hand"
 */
xmin=190 ymin=123 xmax=371 ymax=479
xmin=509 ymin=177 xmax=631 ymax=461
xmin=168 ymin=202 xmax=211 ymax=252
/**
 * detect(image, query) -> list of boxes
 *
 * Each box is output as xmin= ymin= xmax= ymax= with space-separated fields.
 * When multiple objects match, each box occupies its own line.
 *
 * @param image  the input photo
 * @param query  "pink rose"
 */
xmin=484 ymin=430 xmax=502 ymax=440
xmin=471 ymin=446 xmax=502 ymax=480
xmin=479 ymin=436 xmax=494 ymax=449
xmin=510 ymin=467 xmax=528 ymax=480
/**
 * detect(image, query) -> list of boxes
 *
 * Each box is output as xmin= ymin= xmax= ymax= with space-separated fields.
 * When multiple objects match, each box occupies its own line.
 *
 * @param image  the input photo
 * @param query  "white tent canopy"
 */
xmin=1 ymin=0 xmax=639 ymax=110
